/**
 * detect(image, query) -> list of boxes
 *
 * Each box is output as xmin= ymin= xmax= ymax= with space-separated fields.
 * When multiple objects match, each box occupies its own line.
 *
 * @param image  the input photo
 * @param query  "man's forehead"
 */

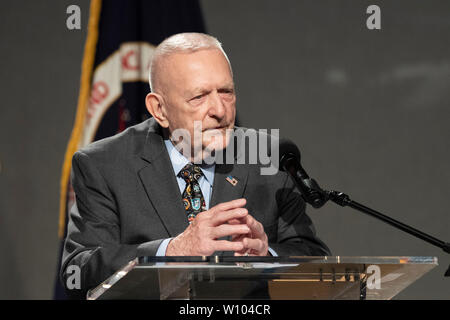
xmin=162 ymin=49 xmax=233 ymax=91
xmin=165 ymin=48 xmax=229 ymax=71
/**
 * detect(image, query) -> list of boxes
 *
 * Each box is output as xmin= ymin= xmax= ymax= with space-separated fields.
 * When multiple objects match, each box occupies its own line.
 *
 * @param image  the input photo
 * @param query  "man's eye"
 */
xmin=192 ymin=94 xmax=204 ymax=101
xmin=219 ymin=90 xmax=234 ymax=98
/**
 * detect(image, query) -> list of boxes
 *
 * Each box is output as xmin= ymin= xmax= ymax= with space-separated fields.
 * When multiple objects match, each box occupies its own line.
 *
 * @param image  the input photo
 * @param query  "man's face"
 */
xmin=158 ymin=49 xmax=236 ymax=159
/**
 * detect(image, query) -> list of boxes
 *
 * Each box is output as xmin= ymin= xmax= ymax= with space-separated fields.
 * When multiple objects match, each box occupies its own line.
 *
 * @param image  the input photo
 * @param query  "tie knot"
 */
xmin=178 ymin=163 xmax=204 ymax=182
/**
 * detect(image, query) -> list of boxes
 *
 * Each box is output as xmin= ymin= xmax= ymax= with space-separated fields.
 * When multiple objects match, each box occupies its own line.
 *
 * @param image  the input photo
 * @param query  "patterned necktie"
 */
xmin=178 ymin=163 xmax=207 ymax=223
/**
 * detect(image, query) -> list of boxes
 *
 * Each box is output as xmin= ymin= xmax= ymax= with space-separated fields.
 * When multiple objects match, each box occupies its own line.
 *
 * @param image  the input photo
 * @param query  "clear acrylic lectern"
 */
xmin=86 ymin=256 xmax=437 ymax=300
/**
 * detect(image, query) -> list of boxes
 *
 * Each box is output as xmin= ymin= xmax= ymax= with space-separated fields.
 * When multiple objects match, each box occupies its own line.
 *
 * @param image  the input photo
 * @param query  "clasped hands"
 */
xmin=166 ymin=198 xmax=269 ymax=256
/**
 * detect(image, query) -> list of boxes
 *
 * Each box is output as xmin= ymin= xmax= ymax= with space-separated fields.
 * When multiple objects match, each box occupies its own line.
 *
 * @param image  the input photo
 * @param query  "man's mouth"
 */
xmin=203 ymin=125 xmax=228 ymax=131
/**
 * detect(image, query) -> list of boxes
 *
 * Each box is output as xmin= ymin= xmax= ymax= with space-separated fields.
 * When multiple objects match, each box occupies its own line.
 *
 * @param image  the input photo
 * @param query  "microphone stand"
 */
xmin=297 ymin=176 xmax=450 ymax=277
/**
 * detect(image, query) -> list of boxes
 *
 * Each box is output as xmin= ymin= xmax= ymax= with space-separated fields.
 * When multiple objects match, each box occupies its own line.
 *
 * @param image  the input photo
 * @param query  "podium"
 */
xmin=87 ymin=256 xmax=437 ymax=300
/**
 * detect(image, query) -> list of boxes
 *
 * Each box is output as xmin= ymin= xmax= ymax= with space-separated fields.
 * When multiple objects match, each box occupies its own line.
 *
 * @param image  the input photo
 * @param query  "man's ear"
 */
xmin=145 ymin=92 xmax=169 ymax=128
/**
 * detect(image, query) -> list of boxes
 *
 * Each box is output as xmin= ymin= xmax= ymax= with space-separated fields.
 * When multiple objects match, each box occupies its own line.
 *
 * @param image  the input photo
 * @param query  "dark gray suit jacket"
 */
xmin=60 ymin=118 xmax=330 ymax=298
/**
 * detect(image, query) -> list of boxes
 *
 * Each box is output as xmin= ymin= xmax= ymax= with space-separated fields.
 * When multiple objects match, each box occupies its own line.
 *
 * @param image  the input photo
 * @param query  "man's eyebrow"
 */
xmin=185 ymin=88 xmax=210 ymax=98
xmin=218 ymin=85 xmax=234 ymax=91
xmin=186 ymin=84 xmax=235 ymax=97
xmin=190 ymin=87 xmax=209 ymax=94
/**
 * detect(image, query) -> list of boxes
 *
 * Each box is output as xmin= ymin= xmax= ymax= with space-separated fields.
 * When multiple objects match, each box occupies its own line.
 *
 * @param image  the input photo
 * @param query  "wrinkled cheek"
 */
xmin=229 ymin=103 xmax=237 ymax=122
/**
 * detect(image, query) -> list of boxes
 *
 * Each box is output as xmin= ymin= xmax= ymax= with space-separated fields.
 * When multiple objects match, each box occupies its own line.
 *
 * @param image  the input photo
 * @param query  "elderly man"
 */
xmin=61 ymin=33 xmax=330 ymax=297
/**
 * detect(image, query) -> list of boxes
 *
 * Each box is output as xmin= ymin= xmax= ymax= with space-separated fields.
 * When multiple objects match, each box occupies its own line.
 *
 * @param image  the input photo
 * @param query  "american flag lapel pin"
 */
xmin=226 ymin=175 xmax=238 ymax=186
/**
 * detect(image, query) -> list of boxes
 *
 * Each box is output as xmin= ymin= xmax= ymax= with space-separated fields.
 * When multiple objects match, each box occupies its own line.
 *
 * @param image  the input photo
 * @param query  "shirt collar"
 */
xmin=164 ymin=139 xmax=215 ymax=185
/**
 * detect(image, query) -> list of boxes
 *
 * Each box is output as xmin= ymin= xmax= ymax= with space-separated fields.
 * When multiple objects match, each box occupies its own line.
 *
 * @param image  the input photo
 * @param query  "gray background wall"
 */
xmin=0 ymin=0 xmax=448 ymax=299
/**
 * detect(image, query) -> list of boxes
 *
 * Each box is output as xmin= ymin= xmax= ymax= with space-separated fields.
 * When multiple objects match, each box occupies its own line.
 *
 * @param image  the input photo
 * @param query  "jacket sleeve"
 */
xmin=269 ymin=172 xmax=331 ymax=257
xmin=60 ymin=151 xmax=163 ymax=299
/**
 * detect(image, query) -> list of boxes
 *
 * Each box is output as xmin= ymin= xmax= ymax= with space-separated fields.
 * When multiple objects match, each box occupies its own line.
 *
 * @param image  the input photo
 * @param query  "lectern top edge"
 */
xmin=86 ymin=256 xmax=438 ymax=300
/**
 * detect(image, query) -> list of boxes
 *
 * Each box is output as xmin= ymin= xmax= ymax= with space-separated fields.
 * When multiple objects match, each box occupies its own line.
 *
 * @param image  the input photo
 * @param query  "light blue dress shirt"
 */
xmin=156 ymin=139 xmax=276 ymax=256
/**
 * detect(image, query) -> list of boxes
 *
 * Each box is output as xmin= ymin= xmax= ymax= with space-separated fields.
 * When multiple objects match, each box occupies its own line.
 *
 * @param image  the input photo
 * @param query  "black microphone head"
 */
xmin=279 ymin=138 xmax=301 ymax=171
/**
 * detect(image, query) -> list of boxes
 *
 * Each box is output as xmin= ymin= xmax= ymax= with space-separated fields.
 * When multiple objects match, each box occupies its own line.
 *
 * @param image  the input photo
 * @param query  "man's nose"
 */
xmin=207 ymin=90 xmax=226 ymax=119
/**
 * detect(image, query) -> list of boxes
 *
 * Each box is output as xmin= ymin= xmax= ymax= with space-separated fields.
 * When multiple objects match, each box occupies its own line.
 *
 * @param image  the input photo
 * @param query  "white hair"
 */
xmin=149 ymin=32 xmax=232 ymax=92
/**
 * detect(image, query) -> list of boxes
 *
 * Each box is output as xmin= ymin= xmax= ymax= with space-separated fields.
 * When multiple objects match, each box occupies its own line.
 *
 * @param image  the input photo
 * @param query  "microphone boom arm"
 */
xmin=278 ymin=140 xmax=449 ymax=276
xmin=289 ymin=168 xmax=450 ymax=276
xmin=327 ymin=190 xmax=450 ymax=256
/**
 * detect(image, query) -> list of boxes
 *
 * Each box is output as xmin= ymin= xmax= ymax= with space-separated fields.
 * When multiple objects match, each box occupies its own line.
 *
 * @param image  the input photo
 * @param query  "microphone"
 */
xmin=278 ymin=137 xmax=450 ymax=274
xmin=279 ymin=138 xmax=328 ymax=208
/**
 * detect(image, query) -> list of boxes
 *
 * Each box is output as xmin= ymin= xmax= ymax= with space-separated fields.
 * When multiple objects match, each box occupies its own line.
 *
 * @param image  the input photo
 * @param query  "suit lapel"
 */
xmin=210 ymin=163 xmax=249 ymax=208
xmin=210 ymin=134 xmax=250 ymax=207
xmin=209 ymin=163 xmax=249 ymax=256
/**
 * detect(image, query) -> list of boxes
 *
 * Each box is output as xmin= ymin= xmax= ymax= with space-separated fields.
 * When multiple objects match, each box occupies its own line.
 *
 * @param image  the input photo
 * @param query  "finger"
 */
xmin=211 ymin=207 xmax=248 ymax=226
xmin=210 ymin=198 xmax=246 ymax=214
xmin=212 ymin=224 xmax=250 ymax=239
xmin=227 ymin=218 xmax=244 ymax=225
xmin=233 ymin=244 xmax=251 ymax=256
xmin=231 ymin=233 xmax=247 ymax=242
xmin=242 ymin=214 xmax=264 ymax=237
xmin=195 ymin=205 xmax=245 ymax=222
xmin=213 ymin=239 xmax=245 ymax=252
xmin=242 ymin=237 xmax=266 ymax=254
